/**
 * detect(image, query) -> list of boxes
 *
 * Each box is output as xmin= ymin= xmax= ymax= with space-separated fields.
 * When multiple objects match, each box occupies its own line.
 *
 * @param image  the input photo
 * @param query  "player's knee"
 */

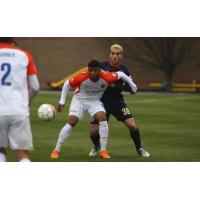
xmin=68 ymin=116 xmax=79 ymax=127
xmin=94 ymin=111 xmax=107 ymax=122
xmin=124 ymin=118 xmax=137 ymax=130
xmin=128 ymin=124 xmax=137 ymax=130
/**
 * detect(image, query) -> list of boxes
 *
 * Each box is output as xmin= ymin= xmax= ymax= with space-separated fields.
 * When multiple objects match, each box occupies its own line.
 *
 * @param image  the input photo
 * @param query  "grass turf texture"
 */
xmin=6 ymin=92 xmax=200 ymax=162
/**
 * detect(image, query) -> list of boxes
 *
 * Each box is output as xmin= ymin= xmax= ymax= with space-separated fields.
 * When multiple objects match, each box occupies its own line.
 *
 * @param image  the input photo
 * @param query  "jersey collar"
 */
xmin=109 ymin=62 xmax=121 ymax=70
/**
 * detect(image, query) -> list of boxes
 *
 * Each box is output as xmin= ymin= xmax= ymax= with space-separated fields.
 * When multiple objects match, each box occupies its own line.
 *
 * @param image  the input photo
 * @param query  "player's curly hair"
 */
xmin=88 ymin=60 xmax=100 ymax=68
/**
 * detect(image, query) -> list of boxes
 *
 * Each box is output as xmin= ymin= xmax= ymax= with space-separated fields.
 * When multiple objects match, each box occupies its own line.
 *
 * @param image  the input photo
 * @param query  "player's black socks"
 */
xmin=130 ymin=127 xmax=142 ymax=151
xmin=90 ymin=132 xmax=100 ymax=148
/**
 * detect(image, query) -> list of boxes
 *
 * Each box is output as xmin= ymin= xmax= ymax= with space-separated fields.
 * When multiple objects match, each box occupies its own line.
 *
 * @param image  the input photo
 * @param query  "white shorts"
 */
xmin=0 ymin=115 xmax=33 ymax=150
xmin=68 ymin=97 xmax=106 ymax=119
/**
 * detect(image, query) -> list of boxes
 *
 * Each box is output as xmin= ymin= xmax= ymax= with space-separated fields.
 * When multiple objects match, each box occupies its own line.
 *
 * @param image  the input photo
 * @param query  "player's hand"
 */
xmin=57 ymin=103 xmax=65 ymax=112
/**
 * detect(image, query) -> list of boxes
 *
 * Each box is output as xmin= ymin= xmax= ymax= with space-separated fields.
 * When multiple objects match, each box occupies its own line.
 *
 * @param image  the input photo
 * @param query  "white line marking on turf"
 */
xmin=130 ymin=96 xmax=200 ymax=104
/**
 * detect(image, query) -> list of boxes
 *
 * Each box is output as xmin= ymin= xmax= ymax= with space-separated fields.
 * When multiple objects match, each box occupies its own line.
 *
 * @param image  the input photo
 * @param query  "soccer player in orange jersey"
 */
xmin=50 ymin=60 xmax=137 ymax=159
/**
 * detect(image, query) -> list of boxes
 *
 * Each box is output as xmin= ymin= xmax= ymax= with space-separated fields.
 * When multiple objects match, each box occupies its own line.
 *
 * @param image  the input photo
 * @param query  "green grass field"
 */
xmin=6 ymin=92 xmax=200 ymax=162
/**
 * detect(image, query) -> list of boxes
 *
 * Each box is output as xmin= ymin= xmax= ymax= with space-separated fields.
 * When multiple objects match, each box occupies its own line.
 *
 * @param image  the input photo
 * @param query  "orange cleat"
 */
xmin=50 ymin=150 xmax=60 ymax=159
xmin=99 ymin=151 xmax=111 ymax=159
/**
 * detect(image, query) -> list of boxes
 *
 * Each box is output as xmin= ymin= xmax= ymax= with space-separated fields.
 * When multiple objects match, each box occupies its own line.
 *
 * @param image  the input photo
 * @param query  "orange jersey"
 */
xmin=68 ymin=70 xmax=118 ymax=100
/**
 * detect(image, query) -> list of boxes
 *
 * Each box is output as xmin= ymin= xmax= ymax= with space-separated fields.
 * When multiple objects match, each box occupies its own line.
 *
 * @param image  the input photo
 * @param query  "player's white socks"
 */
xmin=19 ymin=158 xmax=31 ymax=162
xmin=55 ymin=123 xmax=73 ymax=152
xmin=99 ymin=121 xmax=109 ymax=151
xmin=0 ymin=152 xmax=7 ymax=162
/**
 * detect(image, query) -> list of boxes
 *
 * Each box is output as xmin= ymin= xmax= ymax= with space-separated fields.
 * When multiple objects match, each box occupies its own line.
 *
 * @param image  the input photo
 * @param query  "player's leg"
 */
xmin=51 ymin=115 xmax=79 ymax=159
xmin=89 ymin=122 xmax=100 ymax=156
xmin=87 ymin=101 xmax=111 ymax=159
xmin=123 ymin=118 xmax=150 ymax=157
xmin=0 ymin=116 xmax=9 ymax=162
xmin=9 ymin=115 xmax=33 ymax=162
xmin=123 ymin=117 xmax=142 ymax=151
xmin=89 ymin=109 xmax=111 ymax=156
xmin=90 ymin=119 xmax=100 ymax=148
xmin=51 ymin=97 xmax=83 ymax=159
xmin=113 ymin=102 xmax=150 ymax=157
xmin=94 ymin=111 xmax=111 ymax=159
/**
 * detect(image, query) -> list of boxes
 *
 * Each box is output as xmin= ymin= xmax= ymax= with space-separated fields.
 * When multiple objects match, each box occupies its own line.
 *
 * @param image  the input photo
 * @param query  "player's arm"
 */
xmin=116 ymin=71 xmax=137 ymax=94
xmin=110 ymin=77 xmax=133 ymax=93
xmin=58 ymin=80 xmax=71 ymax=112
xmin=120 ymin=66 xmax=134 ymax=93
xmin=27 ymin=52 xmax=40 ymax=104
xmin=28 ymin=75 xmax=40 ymax=104
xmin=57 ymin=72 xmax=85 ymax=112
xmin=122 ymin=75 xmax=134 ymax=93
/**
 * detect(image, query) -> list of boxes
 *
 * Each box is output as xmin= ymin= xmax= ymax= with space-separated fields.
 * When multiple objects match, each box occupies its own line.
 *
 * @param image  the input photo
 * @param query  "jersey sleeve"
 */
xmin=100 ymin=71 xmax=118 ymax=84
xmin=27 ymin=52 xmax=38 ymax=76
xmin=69 ymin=71 xmax=88 ymax=88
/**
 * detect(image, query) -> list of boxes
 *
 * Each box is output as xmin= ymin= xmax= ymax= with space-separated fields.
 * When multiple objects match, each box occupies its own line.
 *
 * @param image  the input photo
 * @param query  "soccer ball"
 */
xmin=38 ymin=104 xmax=56 ymax=121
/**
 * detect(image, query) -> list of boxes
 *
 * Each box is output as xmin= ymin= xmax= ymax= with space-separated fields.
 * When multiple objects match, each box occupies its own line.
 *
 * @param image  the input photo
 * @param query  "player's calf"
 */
xmin=129 ymin=127 xmax=142 ymax=151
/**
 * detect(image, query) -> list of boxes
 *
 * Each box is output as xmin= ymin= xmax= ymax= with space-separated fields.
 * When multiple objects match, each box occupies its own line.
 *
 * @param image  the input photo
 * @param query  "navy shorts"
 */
xmin=91 ymin=101 xmax=133 ymax=124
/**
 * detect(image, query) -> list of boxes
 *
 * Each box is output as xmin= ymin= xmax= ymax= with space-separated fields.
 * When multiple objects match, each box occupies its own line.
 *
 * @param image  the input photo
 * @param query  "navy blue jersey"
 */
xmin=100 ymin=61 xmax=132 ymax=106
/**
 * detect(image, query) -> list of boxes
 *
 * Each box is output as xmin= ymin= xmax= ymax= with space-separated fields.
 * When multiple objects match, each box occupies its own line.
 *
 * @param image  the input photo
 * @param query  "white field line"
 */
xmin=39 ymin=91 xmax=200 ymax=103
xmin=130 ymin=96 xmax=200 ymax=104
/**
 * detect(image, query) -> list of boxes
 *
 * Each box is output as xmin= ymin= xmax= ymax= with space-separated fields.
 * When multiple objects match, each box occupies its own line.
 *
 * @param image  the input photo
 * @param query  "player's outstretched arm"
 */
xmin=116 ymin=71 xmax=137 ymax=94
xmin=58 ymin=80 xmax=71 ymax=112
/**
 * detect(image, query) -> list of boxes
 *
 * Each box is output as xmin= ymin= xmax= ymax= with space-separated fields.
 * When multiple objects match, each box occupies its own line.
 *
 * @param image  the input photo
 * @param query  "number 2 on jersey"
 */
xmin=0 ymin=63 xmax=11 ymax=86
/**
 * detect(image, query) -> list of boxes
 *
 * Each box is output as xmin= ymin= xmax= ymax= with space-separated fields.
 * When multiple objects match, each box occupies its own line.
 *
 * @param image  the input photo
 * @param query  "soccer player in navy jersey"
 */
xmin=89 ymin=44 xmax=150 ymax=157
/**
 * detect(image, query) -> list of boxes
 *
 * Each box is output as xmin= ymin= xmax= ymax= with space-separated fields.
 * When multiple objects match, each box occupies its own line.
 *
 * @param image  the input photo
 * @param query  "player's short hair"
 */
xmin=88 ymin=60 xmax=100 ymax=68
xmin=0 ymin=37 xmax=15 ymax=43
xmin=110 ymin=44 xmax=123 ymax=54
